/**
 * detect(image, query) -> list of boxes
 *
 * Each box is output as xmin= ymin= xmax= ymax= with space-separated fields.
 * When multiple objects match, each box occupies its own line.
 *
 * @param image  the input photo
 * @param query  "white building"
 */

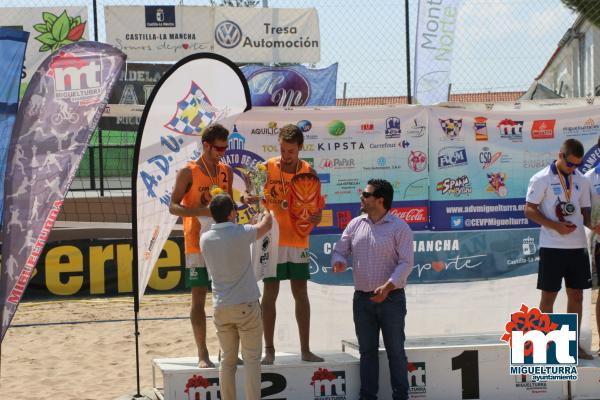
xmin=536 ymin=15 xmax=600 ymax=98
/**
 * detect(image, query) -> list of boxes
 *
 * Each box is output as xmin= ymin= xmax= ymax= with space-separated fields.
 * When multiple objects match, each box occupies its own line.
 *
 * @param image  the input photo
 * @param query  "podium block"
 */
xmin=570 ymin=357 xmax=600 ymax=399
xmin=153 ymin=352 xmax=360 ymax=400
xmin=344 ymin=335 xmax=567 ymax=400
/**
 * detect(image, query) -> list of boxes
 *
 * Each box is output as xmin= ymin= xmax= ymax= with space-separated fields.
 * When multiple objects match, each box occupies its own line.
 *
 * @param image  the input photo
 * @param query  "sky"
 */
xmin=0 ymin=0 xmax=580 ymax=98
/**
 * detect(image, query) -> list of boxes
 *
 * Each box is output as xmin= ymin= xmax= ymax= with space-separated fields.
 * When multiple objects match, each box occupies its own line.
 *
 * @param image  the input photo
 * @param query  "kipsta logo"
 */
xmin=327 ymin=120 xmax=346 ymax=137
xmin=385 ymin=117 xmax=401 ymax=138
xmin=439 ymin=118 xmax=463 ymax=140
xmin=501 ymin=304 xmax=578 ymax=382
xmin=145 ymin=6 xmax=175 ymax=28
xmin=184 ymin=374 xmax=220 ymax=400
xmin=215 ymin=20 xmax=242 ymax=48
xmin=311 ymin=368 xmax=346 ymax=399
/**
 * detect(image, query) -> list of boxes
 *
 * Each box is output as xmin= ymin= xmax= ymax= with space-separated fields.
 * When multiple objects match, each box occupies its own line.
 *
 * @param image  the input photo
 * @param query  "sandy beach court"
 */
xmin=1 ymin=289 xmax=598 ymax=399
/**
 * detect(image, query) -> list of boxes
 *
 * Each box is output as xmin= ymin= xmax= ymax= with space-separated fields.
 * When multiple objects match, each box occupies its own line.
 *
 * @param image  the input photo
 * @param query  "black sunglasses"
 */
xmin=562 ymin=153 xmax=581 ymax=168
xmin=361 ymin=191 xmax=376 ymax=198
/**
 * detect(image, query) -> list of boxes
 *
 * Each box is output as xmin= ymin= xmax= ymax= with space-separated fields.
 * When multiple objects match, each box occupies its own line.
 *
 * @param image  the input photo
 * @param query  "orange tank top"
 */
xmin=183 ymin=160 xmax=229 ymax=254
xmin=264 ymin=157 xmax=312 ymax=248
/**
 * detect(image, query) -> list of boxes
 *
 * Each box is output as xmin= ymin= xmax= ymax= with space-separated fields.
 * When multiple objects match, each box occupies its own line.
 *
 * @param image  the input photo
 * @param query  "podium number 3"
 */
xmin=451 ymin=350 xmax=480 ymax=399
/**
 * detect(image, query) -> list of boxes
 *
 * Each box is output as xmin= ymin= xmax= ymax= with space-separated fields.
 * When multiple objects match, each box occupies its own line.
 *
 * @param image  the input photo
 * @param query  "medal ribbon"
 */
xmin=200 ymin=156 xmax=218 ymax=188
xmin=556 ymin=169 xmax=572 ymax=203
xmin=279 ymin=158 xmax=300 ymax=201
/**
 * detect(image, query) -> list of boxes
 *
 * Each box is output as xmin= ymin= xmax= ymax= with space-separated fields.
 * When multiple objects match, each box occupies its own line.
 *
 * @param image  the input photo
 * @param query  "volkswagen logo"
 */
xmin=215 ymin=20 xmax=242 ymax=48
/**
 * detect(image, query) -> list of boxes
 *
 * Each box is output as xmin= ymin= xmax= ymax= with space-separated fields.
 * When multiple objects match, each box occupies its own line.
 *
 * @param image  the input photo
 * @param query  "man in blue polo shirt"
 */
xmin=200 ymin=194 xmax=273 ymax=400
xmin=524 ymin=138 xmax=594 ymax=360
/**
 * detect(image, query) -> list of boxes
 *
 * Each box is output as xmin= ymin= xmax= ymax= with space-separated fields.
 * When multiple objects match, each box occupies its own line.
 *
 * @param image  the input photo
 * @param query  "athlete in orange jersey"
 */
xmin=170 ymin=124 xmax=233 ymax=368
xmin=260 ymin=124 xmax=324 ymax=364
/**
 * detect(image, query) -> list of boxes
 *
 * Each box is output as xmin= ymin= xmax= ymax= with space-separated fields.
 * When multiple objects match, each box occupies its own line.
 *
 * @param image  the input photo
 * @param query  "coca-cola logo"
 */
xmin=247 ymin=68 xmax=310 ymax=107
xmin=390 ymin=207 xmax=428 ymax=224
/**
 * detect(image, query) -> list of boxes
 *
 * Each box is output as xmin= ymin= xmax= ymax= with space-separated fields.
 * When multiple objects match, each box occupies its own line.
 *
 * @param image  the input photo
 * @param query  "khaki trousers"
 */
xmin=213 ymin=301 xmax=262 ymax=400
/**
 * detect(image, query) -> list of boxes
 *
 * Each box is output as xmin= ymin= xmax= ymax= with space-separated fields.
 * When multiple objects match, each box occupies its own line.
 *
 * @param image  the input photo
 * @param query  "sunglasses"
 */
xmin=562 ymin=153 xmax=581 ymax=168
xmin=212 ymin=144 xmax=228 ymax=152
xmin=361 ymin=191 xmax=376 ymax=199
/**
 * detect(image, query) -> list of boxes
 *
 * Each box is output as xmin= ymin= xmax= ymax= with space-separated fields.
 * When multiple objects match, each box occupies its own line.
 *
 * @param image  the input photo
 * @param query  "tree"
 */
xmin=561 ymin=0 xmax=600 ymax=28
xmin=210 ymin=0 xmax=260 ymax=6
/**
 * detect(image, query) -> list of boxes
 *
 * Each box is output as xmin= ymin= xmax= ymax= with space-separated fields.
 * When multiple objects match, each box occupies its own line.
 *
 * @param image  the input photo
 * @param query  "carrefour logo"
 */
xmin=215 ymin=20 xmax=242 ymax=48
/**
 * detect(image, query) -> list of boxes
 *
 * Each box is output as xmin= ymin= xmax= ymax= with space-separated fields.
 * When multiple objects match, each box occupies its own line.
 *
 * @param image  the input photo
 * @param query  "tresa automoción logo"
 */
xmin=215 ymin=20 xmax=242 ymax=48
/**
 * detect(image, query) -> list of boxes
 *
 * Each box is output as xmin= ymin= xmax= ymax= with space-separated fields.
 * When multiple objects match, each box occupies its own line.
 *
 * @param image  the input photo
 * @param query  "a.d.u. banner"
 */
xmin=0 ymin=42 xmax=125 ymax=342
xmin=134 ymin=53 xmax=251 ymax=301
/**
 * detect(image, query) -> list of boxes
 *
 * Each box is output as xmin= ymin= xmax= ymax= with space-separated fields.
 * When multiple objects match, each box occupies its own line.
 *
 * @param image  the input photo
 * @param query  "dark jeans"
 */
xmin=353 ymin=289 xmax=408 ymax=400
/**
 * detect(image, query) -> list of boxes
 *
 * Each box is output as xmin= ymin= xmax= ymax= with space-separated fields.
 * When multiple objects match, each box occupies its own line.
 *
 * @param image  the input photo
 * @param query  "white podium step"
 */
xmin=153 ymin=352 xmax=360 ymax=400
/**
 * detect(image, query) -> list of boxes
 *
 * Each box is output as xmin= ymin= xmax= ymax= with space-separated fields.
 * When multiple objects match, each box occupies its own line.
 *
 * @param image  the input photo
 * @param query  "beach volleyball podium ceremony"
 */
xmin=2 ymin=1 xmax=600 ymax=399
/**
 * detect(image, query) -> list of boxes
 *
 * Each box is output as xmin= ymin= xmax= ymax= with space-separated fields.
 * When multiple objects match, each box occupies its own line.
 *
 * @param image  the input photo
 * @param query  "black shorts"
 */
xmin=537 ymin=247 xmax=592 ymax=292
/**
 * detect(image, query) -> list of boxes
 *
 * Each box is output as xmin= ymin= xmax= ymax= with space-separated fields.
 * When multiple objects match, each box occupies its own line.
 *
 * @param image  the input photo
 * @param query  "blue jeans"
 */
xmin=353 ymin=289 xmax=408 ymax=400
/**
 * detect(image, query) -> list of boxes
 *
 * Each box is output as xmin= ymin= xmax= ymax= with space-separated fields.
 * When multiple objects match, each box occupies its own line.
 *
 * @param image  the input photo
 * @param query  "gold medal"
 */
xmin=281 ymin=199 xmax=289 ymax=210
xmin=209 ymin=184 xmax=220 ymax=192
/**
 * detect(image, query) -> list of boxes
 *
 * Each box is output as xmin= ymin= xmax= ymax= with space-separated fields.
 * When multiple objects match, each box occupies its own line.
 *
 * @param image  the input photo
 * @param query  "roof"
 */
xmin=335 ymin=91 xmax=525 ymax=106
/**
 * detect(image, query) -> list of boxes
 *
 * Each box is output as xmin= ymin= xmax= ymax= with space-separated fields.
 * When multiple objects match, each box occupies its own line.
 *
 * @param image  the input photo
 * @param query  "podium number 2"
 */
xmin=451 ymin=350 xmax=480 ymax=399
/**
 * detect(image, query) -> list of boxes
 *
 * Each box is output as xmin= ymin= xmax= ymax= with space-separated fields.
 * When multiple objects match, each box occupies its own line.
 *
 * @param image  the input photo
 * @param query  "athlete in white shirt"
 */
xmin=525 ymin=138 xmax=594 ymax=360
xmin=584 ymin=135 xmax=600 ymax=357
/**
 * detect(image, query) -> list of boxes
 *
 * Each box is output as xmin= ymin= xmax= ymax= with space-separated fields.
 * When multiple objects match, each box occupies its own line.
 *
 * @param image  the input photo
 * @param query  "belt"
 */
xmin=356 ymin=288 xmax=404 ymax=296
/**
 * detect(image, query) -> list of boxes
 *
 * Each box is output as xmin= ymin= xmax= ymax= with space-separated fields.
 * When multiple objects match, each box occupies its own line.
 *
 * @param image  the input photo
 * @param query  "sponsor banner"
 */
xmin=225 ymin=105 xmax=430 ymax=227
xmin=23 ymin=237 xmax=188 ymax=300
xmin=134 ymin=54 xmax=250 ymax=300
xmin=0 ymin=28 xmax=28 ymax=224
xmin=430 ymin=199 xmax=535 ymax=230
xmin=413 ymin=0 xmax=461 ymax=105
xmin=429 ymin=104 xmax=600 ymax=230
xmin=307 ymin=228 xmax=541 ymax=285
xmin=104 ymin=5 xmax=213 ymax=62
xmin=0 ymin=42 xmax=124 ymax=341
xmin=213 ymin=7 xmax=320 ymax=63
xmin=241 ymin=63 xmax=337 ymax=107
xmin=105 ymin=6 xmax=320 ymax=63
xmin=99 ymin=63 xmax=173 ymax=131
xmin=0 ymin=7 xmax=89 ymax=87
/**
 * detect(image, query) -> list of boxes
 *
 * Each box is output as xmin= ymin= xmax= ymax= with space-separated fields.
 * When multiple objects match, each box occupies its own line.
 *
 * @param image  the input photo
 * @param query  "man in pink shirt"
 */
xmin=332 ymin=179 xmax=413 ymax=400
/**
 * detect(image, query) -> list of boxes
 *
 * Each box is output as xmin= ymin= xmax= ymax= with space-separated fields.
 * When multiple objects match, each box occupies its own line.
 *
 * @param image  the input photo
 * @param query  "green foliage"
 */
xmin=34 ymin=9 xmax=86 ymax=53
xmin=561 ymin=0 xmax=600 ymax=28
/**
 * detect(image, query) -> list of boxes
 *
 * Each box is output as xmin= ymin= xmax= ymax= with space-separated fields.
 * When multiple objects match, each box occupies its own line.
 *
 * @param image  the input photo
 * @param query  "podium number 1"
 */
xmin=451 ymin=350 xmax=480 ymax=399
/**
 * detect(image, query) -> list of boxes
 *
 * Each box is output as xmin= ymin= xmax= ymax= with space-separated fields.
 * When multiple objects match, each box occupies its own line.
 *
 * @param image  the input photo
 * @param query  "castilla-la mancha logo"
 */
xmin=501 ymin=304 xmax=579 ymax=382
xmin=311 ymin=368 xmax=346 ymax=399
xmin=184 ymin=374 xmax=220 ymax=400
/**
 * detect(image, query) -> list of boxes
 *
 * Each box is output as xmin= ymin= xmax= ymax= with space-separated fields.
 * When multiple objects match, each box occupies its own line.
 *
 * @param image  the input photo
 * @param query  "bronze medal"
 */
xmin=281 ymin=199 xmax=289 ymax=210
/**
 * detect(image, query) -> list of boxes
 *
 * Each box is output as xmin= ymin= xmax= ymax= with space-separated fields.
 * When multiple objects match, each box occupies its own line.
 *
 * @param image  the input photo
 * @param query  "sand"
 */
xmin=0 ymin=290 xmax=598 ymax=399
